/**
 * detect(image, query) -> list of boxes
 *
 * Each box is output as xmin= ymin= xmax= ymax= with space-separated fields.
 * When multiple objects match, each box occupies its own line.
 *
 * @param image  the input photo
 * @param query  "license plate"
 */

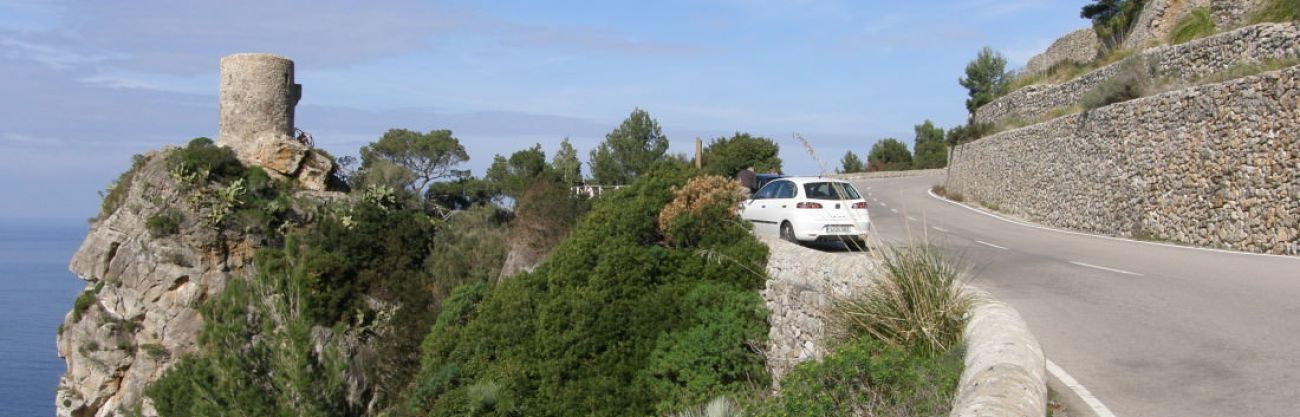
xmin=826 ymin=225 xmax=852 ymax=234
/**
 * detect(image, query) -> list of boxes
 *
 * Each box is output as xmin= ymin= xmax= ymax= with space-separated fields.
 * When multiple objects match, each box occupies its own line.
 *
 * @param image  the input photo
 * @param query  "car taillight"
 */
xmin=796 ymin=202 xmax=823 ymax=209
xmin=852 ymin=202 xmax=867 ymax=209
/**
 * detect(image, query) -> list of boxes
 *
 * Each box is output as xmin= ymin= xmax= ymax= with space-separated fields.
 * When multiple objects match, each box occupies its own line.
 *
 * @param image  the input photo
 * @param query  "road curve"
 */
xmin=848 ymin=174 xmax=1300 ymax=417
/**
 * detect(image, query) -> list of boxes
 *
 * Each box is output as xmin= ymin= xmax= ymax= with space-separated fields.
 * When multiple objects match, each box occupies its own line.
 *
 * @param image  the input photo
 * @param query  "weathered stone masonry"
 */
xmin=950 ymin=65 xmax=1300 ymax=255
xmin=978 ymin=22 xmax=1300 ymax=127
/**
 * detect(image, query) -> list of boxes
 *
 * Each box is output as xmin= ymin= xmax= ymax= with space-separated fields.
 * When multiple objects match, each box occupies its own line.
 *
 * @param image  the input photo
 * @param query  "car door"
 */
xmin=768 ymin=180 xmax=797 ymax=224
xmin=743 ymin=181 xmax=781 ymax=234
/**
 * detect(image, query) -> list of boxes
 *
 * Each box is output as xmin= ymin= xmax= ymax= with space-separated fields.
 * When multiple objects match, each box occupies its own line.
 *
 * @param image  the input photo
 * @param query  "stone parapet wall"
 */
xmin=950 ymin=65 xmax=1300 ymax=255
xmin=834 ymin=168 xmax=946 ymax=181
xmin=1025 ymin=29 xmax=1101 ymax=77
xmin=949 ymin=287 xmax=1046 ymax=417
xmin=976 ymin=22 xmax=1300 ymax=126
xmin=1212 ymin=0 xmax=1266 ymax=28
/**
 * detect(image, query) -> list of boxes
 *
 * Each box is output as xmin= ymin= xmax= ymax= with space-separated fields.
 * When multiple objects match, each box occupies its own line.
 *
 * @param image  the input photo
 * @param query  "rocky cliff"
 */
xmin=56 ymin=149 xmax=261 ymax=417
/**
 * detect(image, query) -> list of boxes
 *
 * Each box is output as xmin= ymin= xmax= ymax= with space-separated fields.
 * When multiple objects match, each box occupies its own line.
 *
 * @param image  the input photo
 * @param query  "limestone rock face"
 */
xmin=56 ymin=152 xmax=259 ymax=417
xmin=251 ymin=132 xmax=309 ymax=176
xmin=295 ymin=150 xmax=334 ymax=192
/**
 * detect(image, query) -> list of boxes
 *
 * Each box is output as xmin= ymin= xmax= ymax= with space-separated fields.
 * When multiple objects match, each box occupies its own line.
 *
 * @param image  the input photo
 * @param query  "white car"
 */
xmin=740 ymin=176 xmax=870 ymax=245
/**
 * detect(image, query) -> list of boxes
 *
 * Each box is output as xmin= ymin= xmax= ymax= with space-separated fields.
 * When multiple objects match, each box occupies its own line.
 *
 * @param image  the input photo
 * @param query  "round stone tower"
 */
xmin=217 ymin=53 xmax=301 ymax=160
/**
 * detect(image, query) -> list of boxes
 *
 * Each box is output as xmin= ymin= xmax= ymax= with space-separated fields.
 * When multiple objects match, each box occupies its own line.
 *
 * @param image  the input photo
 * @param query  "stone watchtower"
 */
xmin=216 ymin=53 xmax=331 ymax=190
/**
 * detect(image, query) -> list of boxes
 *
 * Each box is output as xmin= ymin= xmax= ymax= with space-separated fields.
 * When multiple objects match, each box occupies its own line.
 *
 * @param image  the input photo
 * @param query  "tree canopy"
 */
xmin=1082 ymin=0 xmax=1146 ymax=50
xmin=552 ymin=138 xmax=583 ymax=186
xmin=486 ymin=144 xmax=550 ymax=201
xmin=866 ymin=138 xmax=913 ymax=172
xmin=701 ymin=132 xmax=782 ymax=177
xmin=958 ymin=47 xmax=1009 ymax=114
xmin=589 ymin=108 xmax=669 ymax=185
xmin=911 ymin=120 xmax=948 ymax=169
xmin=359 ymin=129 xmax=469 ymax=193
xmin=839 ymin=150 xmax=864 ymax=174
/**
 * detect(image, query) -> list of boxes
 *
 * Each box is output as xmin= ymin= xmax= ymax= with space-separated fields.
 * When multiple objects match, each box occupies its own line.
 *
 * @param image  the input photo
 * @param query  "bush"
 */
xmin=1250 ymin=0 xmax=1300 ymax=23
xmin=96 ymin=154 xmax=151 ymax=221
xmin=832 ymin=245 xmax=970 ymax=357
xmin=657 ymin=175 xmax=748 ymax=247
xmin=169 ymin=137 xmax=245 ymax=182
xmin=72 ymin=281 xmax=104 ymax=322
xmin=750 ymin=337 xmax=963 ymax=417
xmin=403 ymin=163 xmax=770 ymax=417
xmin=146 ymin=208 xmax=183 ymax=238
xmin=1081 ymin=57 xmax=1154 ymax=110
xmin=1169 ymin=8 xmax=1215 ymax=44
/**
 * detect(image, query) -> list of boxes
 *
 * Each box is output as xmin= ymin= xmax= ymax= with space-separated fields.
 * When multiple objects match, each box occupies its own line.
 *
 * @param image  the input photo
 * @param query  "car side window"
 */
xmin=753 ymin=182 xmax=780 ymax=200
xmin=774 ymin=181 xmax=796 ymax=199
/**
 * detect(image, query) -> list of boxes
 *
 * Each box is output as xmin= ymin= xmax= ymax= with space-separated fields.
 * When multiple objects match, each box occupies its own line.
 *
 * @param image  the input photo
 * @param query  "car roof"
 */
xmin=767 ymin=176 xmax=851 ymax=185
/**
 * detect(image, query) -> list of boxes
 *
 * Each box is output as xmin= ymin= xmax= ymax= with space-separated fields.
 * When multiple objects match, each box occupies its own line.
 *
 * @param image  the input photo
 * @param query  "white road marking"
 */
xmin=1069 ymin=261 xmax=1144 ymax=277
xmin=932 ymin=226 xmax=949 ymax=233
xmin=907 ymin=216 xmax=918 ymax=221
xmin=976 ymin=240 xmax=1008 ymax=250
xmin=890 ymin=208 xmax=899 ymax=214
xmin=1047 ymin=359 xmax=1120 ymax=417
xmin=872 ymin=198 xmax=878 ymax=202
xmin=879 ymin=202 xmax=887 ymax=207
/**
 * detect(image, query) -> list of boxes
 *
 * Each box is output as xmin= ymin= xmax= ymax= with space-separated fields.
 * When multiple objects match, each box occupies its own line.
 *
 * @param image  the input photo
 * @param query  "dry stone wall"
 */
xmin=1025 ymin=29 xmax=1101 ymax=77
xmin=977 ymin=22 xmax=1300 ymax=126
xmin=1122 ymin=0 xmax=1212 ymax=50
xmin=949 ymin=65 xmax=1300 ymax=255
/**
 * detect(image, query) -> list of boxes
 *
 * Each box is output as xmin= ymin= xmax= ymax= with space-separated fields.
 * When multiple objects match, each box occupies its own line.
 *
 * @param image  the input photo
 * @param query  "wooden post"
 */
xmin=694 ymin=137 xmax=703 ymax=169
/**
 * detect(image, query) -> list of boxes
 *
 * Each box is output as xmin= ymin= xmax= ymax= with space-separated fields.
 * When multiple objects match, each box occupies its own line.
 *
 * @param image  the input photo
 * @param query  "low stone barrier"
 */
xmin=760 ymin=236 xmax=1047 ymax=416
xmin=834 ymin=168 xmax=946 ymax=181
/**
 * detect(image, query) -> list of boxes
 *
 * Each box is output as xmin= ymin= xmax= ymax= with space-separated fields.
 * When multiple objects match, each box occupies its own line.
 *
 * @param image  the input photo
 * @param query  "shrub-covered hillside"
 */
xmin=401 ymin=163 xmax=771 ymax=417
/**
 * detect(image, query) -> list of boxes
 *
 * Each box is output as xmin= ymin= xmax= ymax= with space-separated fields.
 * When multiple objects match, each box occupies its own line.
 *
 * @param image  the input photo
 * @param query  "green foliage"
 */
xmin=426 ymin=205 xmax=512 ymax=299
xmin=1169 ymin=8 xmax=1216 ymax=44
xmin=169 ymin=137 xmax=245 ymax=182
xmin=552 ymin=138 xmax=584 ymax=187
xmin=146 ymin=246 xmax=356 ymax=417
xmin=958 ymin=47 xmax=1010 ymax=113
xmin=866 ymin=138 xmax=912 ymax=172
xmin=911 ymin=120 xmax=948 ymax=169
xmin=839 ymin=151 xmax=864 ymax=174
xmin=1251 ymin=0 xmax=1300 ymax=23
xmin=72 ymin=281 xmax=103 ymax=322
xmin=945 ymin=122 xmax=994 ymax=146
xmin=589 ymin=108 xmax=669 ymax=185
xmin=832 ymin=245 xmax=970 ymax=357
xmin=501 ymin=175 xmax=592 ymax=277
xmin=700 ymin=132 xmax=782 ymax=178
xmin=97 ymin=154 xmax=151 ymax=221
xmin=425 ymin=176 xmax=500 ymax=211
xmin=1081 ymin=57 xmax=1154 ymax=109
xmin=486 ymin=144 xmax=550 ymax=201
xmin=1082 ymin=0 xmax=1146 ymax=50
xmin=146 ymin=208 xmax=183 ymax=238
xmin=403 ymin=163 xmax=770 ymax=417
xmin=749 ymin=337 xmax=963 ymax=417
xmin=359 ymin=129 xmax=469 ymax=193
xmin=1194 ymin=57 xmax=1300 ymax=85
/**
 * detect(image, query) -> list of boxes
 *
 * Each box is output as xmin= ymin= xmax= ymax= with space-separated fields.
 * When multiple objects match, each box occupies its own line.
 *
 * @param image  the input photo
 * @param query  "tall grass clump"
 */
xmin=1250 ymin=0 xmax=1300 ymax=23
xmin=1169 ymin=8 xmax=1216 ymax=44
xmin=1081 ymin=57 xmax=1155 ymax=109
xmin=832 ymin=245 xmax=971 ymax=357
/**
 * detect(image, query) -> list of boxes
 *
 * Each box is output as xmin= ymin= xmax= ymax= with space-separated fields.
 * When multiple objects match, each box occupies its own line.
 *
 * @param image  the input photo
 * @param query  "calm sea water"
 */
xmin=0 ymin=220 xmax=89 ymax=417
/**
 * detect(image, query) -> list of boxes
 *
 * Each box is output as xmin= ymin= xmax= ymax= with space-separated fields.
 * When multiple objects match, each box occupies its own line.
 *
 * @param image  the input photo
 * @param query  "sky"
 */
xmin=0 ymin=0 xmax=1090 ymax=220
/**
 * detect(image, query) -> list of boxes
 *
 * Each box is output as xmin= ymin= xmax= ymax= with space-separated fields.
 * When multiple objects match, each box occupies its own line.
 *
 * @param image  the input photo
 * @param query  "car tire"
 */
xmin=780 ymin=222 xmax=795 ymax=242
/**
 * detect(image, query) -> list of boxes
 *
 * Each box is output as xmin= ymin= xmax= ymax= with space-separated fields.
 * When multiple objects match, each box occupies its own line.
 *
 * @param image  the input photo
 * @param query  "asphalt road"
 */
xmin=843 ymin=174 xmax=1300 ymax=417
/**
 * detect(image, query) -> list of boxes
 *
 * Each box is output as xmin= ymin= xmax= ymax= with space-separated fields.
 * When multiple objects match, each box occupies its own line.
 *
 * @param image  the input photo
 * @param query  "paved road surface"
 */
xmin=842 ymin=174 xmax=1300 ymax=417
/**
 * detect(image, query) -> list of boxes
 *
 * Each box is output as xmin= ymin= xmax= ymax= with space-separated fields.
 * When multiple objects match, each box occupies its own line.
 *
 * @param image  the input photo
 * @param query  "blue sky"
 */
xmin=0 ymin=0 xmax=1089 ymax=219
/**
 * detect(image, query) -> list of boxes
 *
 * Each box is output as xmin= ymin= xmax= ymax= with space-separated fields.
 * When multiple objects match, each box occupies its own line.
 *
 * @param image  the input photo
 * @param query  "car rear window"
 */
xmin=802 ymin=182 xmax=861 ymax=200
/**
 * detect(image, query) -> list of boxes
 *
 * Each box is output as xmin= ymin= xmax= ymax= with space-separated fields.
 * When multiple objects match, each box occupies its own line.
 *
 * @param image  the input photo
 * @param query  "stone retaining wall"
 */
xmin=1025 ymin=29 xmax=1101 ymax=77
xmin=976 ymin=22 xmax=1300 ymax=126
xmin=950 ymin=65 xmax=1300 ymax=255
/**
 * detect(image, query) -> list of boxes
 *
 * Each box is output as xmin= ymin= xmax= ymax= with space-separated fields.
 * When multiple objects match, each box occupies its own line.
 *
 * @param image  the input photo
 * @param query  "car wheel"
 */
xmin=780 ymin=222 xmax=795 ymax=242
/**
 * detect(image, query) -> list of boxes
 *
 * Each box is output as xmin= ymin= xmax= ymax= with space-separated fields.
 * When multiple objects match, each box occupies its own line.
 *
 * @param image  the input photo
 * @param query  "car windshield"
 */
xmin=802 ymin=182 xmax=861 ymax=200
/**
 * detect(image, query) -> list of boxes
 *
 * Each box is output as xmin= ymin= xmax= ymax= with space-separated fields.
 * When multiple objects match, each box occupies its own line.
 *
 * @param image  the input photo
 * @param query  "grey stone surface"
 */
xmin=949 ymin=287 xmax=1047 ymax=417
xmin=950 ymin=65 xmax=1300 ymax=255
xmin=1025 ymin=29 xmax=1101 ymax=77
xmin=977 ymin=22 xmax=1300 ymax=126
xmin=1123 ymin=0 xmax=1213 ymax=51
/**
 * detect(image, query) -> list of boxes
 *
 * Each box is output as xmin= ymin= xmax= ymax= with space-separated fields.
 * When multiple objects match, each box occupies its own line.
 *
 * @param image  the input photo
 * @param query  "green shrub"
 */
xmin=146 ymin=208 xmax=183 ymax=237
xmin=832 ymin=245 xmax=970 ymax=357
xmin=1194 ymin=57 xmax=1300 ymax=85
xmin=1250 ymin=0 xmax=1300 ymax=23
xmin=749 ymin=337 xmax=963 ymax=417
xmin=168 ymin=137 xmax=245 ymax=182
xmin=403 ymin=163 xmax=770 ymax=417
xmin=97 ymin=154 xmax=151 ymax=221
xmin=1081 ymin=57 xmax=1154 ymax=110
xmin=1169 ymin=8 xmax=1216 ymax=44
xmin=72 ymin=281 xmax=104 ymax=322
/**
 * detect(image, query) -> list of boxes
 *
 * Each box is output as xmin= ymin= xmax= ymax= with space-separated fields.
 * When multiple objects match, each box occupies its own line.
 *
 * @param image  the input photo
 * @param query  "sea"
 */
xmin=0 ymin=219 xmax=90 ymax=417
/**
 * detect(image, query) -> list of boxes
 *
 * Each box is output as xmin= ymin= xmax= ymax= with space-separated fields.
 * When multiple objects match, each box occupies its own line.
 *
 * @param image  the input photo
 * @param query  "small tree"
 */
xmin=1082 ymin=0 xmax=1146 ymax=51
xmin=552 ymin=138 xmax=583 ymax=186
xmin=958 ymin=47 xmax=1009 ymax=113
xmin=359 ymin=129 xmax=469 ymax=193
xmin=701 ymin=132 xmax=782 ymax=177
xmin=912 ymin=120 xmax=948 ymax=169
xmin=589 ymin=108 xmax=669 ymax=185
xmin=866 ymin=138 xmax=912 ymax=172
xmin=839 ymin=151 xmax=864 ymax=174
xmin=486 ymin=144 xmax=550 ymax=201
